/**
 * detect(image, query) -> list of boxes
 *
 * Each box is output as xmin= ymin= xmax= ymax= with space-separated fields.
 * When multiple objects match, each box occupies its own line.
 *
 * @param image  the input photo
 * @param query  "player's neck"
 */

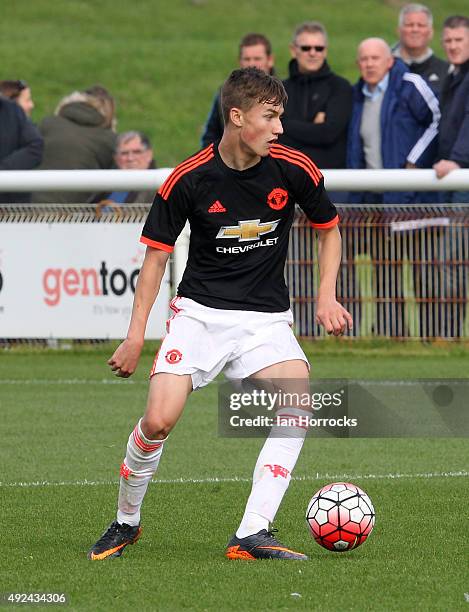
xmin=218 ymin=133 xmax=261 ymax=171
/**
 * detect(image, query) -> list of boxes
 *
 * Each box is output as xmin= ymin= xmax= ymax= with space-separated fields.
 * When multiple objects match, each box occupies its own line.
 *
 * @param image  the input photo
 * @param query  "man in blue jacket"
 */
xmin=347 ymin=37 xmax=440 ymax=204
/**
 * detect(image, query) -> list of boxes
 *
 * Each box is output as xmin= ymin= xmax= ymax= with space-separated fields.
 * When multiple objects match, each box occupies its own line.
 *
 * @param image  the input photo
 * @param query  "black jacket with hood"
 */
xmin=280 ymin=59 xmax=352 ymax=168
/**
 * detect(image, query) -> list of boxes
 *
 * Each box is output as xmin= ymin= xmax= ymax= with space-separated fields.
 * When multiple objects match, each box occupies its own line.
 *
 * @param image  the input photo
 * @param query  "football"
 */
xmin=306 ymin=482 xmax=375 ymax=552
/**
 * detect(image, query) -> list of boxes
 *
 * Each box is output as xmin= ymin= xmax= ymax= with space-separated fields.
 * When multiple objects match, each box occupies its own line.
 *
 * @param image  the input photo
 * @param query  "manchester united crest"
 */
xmin=267 ymin=188 xmax=288 ymax=210
xmin=165 ymin=349 xmax=183 ymax=364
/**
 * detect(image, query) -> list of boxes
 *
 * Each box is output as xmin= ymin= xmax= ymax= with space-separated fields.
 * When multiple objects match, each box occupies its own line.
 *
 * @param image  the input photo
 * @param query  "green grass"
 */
xmin=1 ymin=344 xmax=468 ymax=610
xmin=1 ymin=0 xmax=467 ymax=165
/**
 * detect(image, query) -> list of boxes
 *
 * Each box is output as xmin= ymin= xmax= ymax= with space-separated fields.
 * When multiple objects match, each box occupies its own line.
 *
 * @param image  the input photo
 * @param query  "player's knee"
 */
xmin=140 ymin=416 xmax=173 ymax=440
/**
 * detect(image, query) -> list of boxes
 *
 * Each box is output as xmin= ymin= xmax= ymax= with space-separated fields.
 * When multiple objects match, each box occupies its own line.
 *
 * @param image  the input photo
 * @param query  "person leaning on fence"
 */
xmin=347 ymin=37 xmax=440 ymax=204
xmin=0 ymin=79 xmax=35 ymax=117
xmin=90 ymin=131 xmax=157 ymax=214
xmin=433 ymin=15 xmax=469 ymax=203
xmin=279 ymin=21 xmax=352 ymax=172
xmin=392 ymin=3 xmax=449 ymax=95
xmin=200 ymin=32 xmax=275 ymax=147
xmin=32 ymin=85 xmax=116 ymax=205
xmin=0 ymin=95 xmax=43 ymax=204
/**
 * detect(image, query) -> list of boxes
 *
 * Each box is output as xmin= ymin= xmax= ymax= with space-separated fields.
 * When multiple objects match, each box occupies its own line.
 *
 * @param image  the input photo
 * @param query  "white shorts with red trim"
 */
xmin=150 ymin=297 xmax=308 ymax=390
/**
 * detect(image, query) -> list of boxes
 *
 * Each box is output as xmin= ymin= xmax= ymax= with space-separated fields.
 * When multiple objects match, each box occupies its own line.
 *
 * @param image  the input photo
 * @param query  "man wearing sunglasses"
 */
xmin=280 ymin=21 xmax=352 ymax=171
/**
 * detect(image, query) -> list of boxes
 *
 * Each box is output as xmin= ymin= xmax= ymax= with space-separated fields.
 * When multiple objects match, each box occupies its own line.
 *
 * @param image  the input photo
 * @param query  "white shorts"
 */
xmin=150 ymin=297 xmax=309 ymax=390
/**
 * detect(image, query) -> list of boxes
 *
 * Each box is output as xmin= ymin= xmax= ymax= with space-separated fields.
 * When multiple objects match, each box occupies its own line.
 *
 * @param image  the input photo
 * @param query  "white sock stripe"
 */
xmin=0 ymin=470 xmax=467 ymax=488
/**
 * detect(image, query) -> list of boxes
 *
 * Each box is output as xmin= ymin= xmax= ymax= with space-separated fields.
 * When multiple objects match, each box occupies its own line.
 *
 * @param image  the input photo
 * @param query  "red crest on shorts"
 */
xmin=165 ymin=349 xmax=182 ymax=364
xmin=267 ymin=188 xmax=288 ymax=210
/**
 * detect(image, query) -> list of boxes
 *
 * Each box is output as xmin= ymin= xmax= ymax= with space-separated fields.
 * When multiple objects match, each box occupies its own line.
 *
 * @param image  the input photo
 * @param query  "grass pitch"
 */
xmin=2 ymin=0 xmax=468 ymax=165
xmin=1 ymin=342 xmax=468 ymax=610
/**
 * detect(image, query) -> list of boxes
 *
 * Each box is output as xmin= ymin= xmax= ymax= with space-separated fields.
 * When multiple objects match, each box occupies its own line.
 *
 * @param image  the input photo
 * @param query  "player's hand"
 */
xmin=108 ymin=338 xmax=144 ymax=378
xmin=315 ymin=298 xmax=353 ymax=336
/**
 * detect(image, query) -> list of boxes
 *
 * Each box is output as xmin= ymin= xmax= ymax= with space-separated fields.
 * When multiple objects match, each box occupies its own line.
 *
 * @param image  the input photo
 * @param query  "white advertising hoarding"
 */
xmin=0 ymin=223 xmax=170 ymax=338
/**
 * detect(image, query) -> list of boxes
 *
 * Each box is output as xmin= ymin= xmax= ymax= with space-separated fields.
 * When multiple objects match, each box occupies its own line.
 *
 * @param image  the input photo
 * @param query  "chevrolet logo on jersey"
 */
xmin=216 ymin=219 xmax=280 ymax=242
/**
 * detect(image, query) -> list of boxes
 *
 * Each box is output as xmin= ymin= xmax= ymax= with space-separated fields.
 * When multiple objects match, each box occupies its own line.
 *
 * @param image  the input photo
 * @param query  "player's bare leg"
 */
xmin=226 ymin=359 xmax=311 ymax=560
xmin=88 ymin=373 xmax=192 ymax=560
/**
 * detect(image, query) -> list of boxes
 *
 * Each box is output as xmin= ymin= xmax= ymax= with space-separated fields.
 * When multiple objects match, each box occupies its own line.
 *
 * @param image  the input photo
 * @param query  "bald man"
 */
xmin=347 ymin=37 xmax=440 ymax=203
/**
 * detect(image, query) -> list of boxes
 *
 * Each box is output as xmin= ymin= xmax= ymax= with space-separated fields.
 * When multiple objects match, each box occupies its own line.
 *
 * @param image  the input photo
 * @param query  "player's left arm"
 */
xmin=316 ymin=225 xmax=353 ymax=336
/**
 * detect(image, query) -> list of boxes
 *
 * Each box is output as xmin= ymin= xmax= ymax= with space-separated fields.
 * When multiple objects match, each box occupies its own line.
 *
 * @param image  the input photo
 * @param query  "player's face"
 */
xmin=357 ymin=41 xmax=394 ymax=87
xmin=17 ymin=87 xmax=34 ymax=116
xmin=290 ymin=32 xmax=327 ymax=74
xmin=115 ymin=136 xmax=153 ymax=170
xmin=239 ymin=44 xmax=274 ymax=74
xmin=442 ymin=26 xmax=469 ymax=65
xmin=239 ymin=101 xmax=284 ymax=157
xmin=399 ymin=11 xmax=433 ymax=52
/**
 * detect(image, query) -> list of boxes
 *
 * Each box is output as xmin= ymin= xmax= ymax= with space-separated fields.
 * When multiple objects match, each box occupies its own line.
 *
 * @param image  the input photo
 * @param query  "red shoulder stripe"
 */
xmin=270 ymin=144 xmax=322 ymax=183
xmin=159 ymin=145 xmax=214 ymax=200
xmin=270 ymin=143 xmax=322 ymax=179
xmin=270 ymin=144 xmax=322 ymax=185
xmin=270 ymin=150 xmax=321 ymax=186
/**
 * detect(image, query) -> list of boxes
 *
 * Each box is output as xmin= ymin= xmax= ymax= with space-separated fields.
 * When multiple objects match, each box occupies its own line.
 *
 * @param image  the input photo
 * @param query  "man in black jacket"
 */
xmin=433 ymin=14 xmax=469 ymax=197
xmin=201 ymin=33 xmax=275 ymax=147
xmin=0 ymin=96 xmax=43 ymax=203
xmin=392 ymin=3 xmax=448 ymax=96
xmin=280 ymin=21 xmax=352 ymax=169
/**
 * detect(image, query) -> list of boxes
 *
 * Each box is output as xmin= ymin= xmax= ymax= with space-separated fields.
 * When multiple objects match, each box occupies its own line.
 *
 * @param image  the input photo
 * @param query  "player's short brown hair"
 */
xmin=220 ymin=67 xmax=287 ymax=125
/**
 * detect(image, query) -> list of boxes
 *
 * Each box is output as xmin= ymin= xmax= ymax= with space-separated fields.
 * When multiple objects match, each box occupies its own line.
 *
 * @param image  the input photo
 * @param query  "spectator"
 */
xmin=392 ymin=3 xmax=448 ymax=95
xmin=90 ymin=131 xmax=157 ymax=207
xmin=33 ymin=85 xmax=116 ymax=204
xmin=279 ymin=22 xmax=352 ymax=171
xmin=201 ymin=33 xmax=274 ymax=147
xmin=347 ymin=38 xmax=440 ymax=203
xmin=0 ymin=96 xmax=43 ymax=203
xmin=0 ymin=79 xmax=35 ymax=117
xmin=433 ymin=15 xmax=469 ymax=201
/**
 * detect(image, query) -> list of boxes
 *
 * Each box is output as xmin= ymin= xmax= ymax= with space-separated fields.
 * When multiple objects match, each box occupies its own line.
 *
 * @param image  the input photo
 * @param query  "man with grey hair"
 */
xmin=347 ymin=37 xmax=440 ymax=203
xmin=90 ymin=131 xmax=157 ymax=206
xmin=393 ymin=3 xmax=448 ymax=94
xmin=280 ymin=21 xmax=352 ymax=169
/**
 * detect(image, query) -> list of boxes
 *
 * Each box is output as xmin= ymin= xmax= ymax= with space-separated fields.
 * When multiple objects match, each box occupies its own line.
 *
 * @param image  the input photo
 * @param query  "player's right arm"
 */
xmin=108 ymin=247 xmax=170 ymax=378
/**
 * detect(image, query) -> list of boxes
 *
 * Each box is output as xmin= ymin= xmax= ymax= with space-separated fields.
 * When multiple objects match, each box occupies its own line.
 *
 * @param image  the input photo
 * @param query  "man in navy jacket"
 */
xmin=347 ymin=37 xmax=440 ymax=204
xmin=433 ymin=15 xmax=469 ymax=202
xmin=0 ymin=96 xmax=43 ymax=203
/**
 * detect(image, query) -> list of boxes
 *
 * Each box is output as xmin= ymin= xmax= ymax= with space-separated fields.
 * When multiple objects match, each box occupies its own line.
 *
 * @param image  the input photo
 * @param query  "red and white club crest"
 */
xmin=267 ymin=188 xmax=288 ymax=210
xmin=165 ymin=349 xmax=183 ymax=364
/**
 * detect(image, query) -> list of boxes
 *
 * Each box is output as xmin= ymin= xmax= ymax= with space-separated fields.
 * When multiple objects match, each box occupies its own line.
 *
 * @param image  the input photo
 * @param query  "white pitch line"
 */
xmin=1 ymin=379 xmax=468 ymax=385
xmin=0 ymin=379 xmax=142 ymax=385
xmin=1 ymin=470 xmax=467 ymax=489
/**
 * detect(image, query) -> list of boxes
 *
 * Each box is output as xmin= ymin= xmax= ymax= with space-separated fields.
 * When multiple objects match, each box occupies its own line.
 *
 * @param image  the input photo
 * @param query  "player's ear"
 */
xmin=230 ymin=107 xmax=243 ymax=128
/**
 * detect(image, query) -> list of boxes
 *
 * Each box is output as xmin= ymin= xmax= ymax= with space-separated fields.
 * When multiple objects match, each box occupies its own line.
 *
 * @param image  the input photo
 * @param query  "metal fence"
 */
xmin=287 ymin=204 xmax=469 ymax=339
xmin=1 ymin=203 xmax=468 ymax=341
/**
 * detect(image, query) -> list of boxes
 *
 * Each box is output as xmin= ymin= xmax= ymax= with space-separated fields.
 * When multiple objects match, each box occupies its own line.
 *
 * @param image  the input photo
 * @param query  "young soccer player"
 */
xmin=88 ymin=67 xmax=352 ymax=561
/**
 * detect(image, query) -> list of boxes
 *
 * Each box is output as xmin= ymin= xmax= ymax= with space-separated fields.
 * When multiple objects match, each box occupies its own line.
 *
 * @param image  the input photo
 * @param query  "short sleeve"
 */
xmin=292 ymin=167 xmax=339 ymax=229
xmin=140 ymin=178 xmax=191 ymax=252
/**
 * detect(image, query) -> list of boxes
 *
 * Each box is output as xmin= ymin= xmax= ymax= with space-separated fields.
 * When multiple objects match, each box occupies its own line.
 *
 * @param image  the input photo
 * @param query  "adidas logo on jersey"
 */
xmin=208 ymin=200 xmax=227 ymax=213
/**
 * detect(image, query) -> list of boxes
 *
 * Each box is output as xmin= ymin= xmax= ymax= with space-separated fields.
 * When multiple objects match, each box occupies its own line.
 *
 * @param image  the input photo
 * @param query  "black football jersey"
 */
xmin=141 ymin=142 xmax=338 ymax=312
